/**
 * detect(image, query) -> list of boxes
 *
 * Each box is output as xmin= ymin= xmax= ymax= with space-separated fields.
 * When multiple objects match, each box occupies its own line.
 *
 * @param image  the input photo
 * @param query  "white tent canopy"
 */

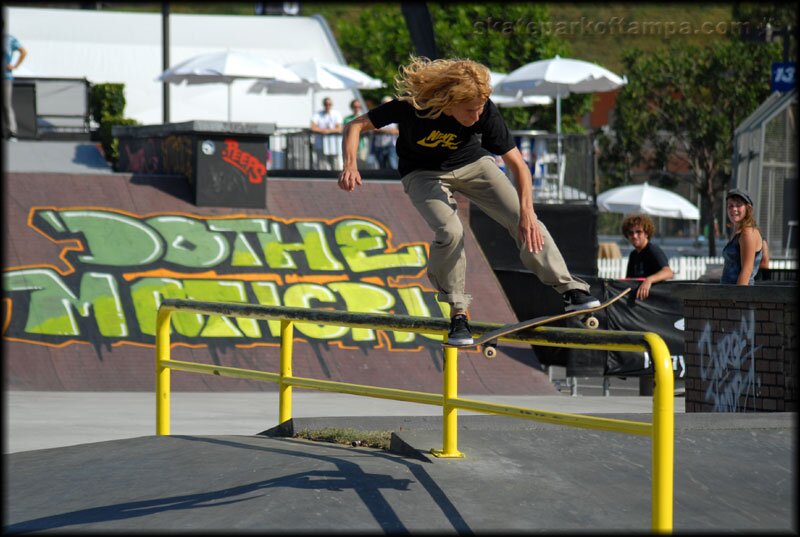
xmin=597 ymin=183 xmax=700 ymax=220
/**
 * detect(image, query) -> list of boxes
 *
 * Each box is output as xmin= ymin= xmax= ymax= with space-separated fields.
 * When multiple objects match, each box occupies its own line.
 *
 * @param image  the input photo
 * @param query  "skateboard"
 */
xmin=444 ymin=287 xmax=631 ymax=359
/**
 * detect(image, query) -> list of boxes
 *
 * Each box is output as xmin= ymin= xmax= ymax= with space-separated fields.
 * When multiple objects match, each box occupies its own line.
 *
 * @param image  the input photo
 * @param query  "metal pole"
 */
xmin=646 ymin=333 xmax=674 ymax=533
xmin=556 ymin=92 xmax=563 ymax=201
xmin=279 ymin=320 xmax=294 ymax=424
xmin=162 ymin=2 xmax=170 ymax=124
xmin=155 ymin=307 xmax=172 ymax=435
xmin=431 ymin=345 xmax=464 ymax=458
xmin=227 ymin=84 xmax=232 ymax=123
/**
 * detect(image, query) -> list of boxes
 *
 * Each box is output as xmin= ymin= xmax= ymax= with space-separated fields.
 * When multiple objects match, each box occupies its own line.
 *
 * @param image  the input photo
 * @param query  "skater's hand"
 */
xmin=338 ymin=167 xmax=362 ymax=192
xmin=519 ymin=207 xmax=544 ymax=254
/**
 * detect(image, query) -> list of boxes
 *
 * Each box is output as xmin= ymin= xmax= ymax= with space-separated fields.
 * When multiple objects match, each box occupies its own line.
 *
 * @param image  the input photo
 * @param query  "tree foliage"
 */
xmin=598 ymin=38 xmax=779 ymax=254
xmin=334 ymin=3 xmax=592 ymax=131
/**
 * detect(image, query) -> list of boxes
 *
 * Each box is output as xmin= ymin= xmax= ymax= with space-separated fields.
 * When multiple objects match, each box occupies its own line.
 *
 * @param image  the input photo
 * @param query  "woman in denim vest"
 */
xmin=720 ymin=188 xmax=763 ymax=285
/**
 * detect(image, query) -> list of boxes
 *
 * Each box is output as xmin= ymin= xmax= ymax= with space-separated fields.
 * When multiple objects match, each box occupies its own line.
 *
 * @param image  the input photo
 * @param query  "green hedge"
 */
xmin=99 ymin=116 xmax=139 ymax=169
xmin=90 ymin=83 xmax=139 ymax=167
xmin=90 ymin=83 xmax=126 ymax=123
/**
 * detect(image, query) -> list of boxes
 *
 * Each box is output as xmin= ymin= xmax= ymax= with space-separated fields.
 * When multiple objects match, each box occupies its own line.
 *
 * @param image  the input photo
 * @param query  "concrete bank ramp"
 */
xmin=4 ymin=413 xmax=795 ymax=532
xmin=3 ymin=171 xmax=553 ymax=394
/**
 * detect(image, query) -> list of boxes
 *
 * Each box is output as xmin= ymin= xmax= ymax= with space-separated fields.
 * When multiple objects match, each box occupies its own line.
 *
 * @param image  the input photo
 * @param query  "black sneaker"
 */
xmin=563 ymin=289 xmax=601 ymax=312
xmin=447 ymin=314 xmax=473 ymax=345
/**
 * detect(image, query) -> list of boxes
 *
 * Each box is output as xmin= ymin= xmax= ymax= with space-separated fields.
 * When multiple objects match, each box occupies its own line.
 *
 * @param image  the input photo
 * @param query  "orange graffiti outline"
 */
xmin=4 ymin=206 xmax=438 ymax=352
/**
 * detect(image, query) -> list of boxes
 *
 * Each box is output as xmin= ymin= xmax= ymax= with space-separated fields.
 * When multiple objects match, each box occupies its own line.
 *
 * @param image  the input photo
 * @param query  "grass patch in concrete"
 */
xmin=294 ymin=427 xmax=393 ymax=450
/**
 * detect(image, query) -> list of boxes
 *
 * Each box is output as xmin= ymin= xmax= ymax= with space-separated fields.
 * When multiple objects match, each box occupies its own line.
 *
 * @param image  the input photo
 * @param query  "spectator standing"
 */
xmin=343 ymin=99 xmax=369 ymax=165
xmin=371 ymin=95 xmax=399 ymax=169
xmin=310 ymin=97 xmax=343 ymax=170
xmin=721 ymin=188 xmax=763 ymax=285
xmin=3 ymin=32 xmax=27 ymax=141
xmin=622 ymin=214 xmax=673 ymax=300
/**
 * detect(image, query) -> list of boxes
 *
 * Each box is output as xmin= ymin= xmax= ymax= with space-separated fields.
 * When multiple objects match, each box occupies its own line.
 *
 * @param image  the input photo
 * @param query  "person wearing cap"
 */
xmin=721 ymin=188 xmax=763 ymax=285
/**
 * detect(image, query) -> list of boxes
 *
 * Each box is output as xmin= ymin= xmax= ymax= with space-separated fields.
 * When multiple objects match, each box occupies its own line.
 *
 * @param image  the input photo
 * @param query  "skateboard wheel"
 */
xmin=584 ymin=316 xmax=599 ymax=329
xmin=483 ymin=344 xmax=498 ymax=360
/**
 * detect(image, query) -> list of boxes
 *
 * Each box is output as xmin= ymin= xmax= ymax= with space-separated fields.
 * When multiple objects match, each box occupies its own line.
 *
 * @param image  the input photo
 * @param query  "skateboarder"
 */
xmin=338 ymin=56 xmax=599 ymax=345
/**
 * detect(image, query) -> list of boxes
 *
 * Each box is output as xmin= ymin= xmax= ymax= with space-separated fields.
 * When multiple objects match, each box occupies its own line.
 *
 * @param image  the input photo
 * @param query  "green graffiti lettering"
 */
xmin=283 ymin=283 xmax=348 ymax=339
xmin=336 ymin=219 xmax=426 ymax=272
xmin=59 ymin=210 xmax=164 ymax=266
xmin=146 ymin=215 xmax=229 ymax=269
xmin=296 ymin=222 xmax=345 ymax=270
xmin=328 ymin=282 xmax=394 ymax=342
xmin=396 ymin=286 xmax=447 ymax=342
xmin=250 ymin=281 xmax=283 ymax=337
xmin=130 ymin=278 xmax=203 ymax=337
xmin=208 ymin=218 xmax=267 ymax=267
xmin=254 ymin=222 xmax=292 ymax=268
xmin=262 ymin=222 xmax=344 ymax=271
xmin=183 ymin=279 xmax=260 ymax=338
xmin=3 ymin=269 xmax=127 ymax=336
xmin=8 ymin=208 xmax=443 ymax=349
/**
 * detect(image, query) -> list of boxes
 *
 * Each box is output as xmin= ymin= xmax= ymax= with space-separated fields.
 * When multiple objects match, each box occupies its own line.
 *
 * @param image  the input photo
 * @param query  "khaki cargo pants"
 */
xmin=401 ymin=156 xmax=590 ymax=312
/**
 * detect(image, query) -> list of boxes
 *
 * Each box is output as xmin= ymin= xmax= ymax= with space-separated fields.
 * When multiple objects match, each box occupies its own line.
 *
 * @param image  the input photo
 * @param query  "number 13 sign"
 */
xmin=771 ymin=62 xmax=796 ymax=92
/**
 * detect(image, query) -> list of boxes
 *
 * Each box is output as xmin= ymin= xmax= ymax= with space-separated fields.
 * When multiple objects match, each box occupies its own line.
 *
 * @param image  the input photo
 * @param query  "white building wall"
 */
xmin=7 ymin=6 xmax=364 ymax=129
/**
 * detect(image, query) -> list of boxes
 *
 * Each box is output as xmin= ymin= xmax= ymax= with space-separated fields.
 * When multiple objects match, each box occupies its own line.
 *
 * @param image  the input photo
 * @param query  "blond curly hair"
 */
xmin=394 ymin=56 xmax=492 ymax=119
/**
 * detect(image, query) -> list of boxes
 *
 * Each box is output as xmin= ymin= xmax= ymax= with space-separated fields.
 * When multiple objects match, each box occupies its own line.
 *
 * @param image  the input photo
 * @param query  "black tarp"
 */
xmin=603 ymin=279 xmax=685 ymax=378
xmin=493 ymin=272 xmax=685 ymax=379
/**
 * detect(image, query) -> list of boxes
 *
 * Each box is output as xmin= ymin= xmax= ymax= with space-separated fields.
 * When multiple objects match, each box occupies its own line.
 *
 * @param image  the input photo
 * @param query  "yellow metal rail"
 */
xmin=155 ymin=299 xmax=673 ymax=532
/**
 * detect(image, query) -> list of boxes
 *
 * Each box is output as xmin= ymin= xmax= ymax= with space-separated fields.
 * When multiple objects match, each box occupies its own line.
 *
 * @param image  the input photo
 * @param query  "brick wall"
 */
xmin=676 ymin=283 xmax=797 ymax=412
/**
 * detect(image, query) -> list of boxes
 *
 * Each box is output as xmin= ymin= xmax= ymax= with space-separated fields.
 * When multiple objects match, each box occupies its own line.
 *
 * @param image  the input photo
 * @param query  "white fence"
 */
xmin=597 ymin=257 xmax=797 ymax=280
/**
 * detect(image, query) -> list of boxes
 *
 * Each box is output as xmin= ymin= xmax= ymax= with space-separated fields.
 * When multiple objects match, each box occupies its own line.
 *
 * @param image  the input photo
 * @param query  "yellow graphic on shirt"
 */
xmin=416 ymin=130 xmax=461 ymax=149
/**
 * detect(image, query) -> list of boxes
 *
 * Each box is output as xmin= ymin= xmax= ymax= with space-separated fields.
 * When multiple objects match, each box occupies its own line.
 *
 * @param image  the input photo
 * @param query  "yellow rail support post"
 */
xmin=647 ymin=333 xmax=674 ymax=533
xmin=155 ymin=307 xmax=172 ymax=436
xmin=154 ymin=298 xmax=673 ymax=530
xmin=279 ymin=320 xmax=294 ymax=424
xmin=431 ymin=344 xmax=463 ymax=458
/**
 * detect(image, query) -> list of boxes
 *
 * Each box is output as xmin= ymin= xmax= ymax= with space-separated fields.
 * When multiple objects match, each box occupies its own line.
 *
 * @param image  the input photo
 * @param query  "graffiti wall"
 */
xmin=3 ymin=172 xmax=552 ymax=394
xmin=681 ymin=287 xmax=796 ymax=412
xmin=697 ymin=310 xmax=760 ymax=412
xmin=117 ymin=134 xmax=268 ymax=208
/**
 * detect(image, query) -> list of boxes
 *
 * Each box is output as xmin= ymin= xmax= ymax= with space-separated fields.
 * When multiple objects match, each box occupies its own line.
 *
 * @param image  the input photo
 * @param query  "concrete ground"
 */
xmin=5 ymin=380 xmax=664 ymax=454
xmin=4 ymin=389 xmax=796 ymax=533
xmin=2 ymin=139 xmax=795 ymax=533
xmin=5 ymin=139 xmax=113 ymax=174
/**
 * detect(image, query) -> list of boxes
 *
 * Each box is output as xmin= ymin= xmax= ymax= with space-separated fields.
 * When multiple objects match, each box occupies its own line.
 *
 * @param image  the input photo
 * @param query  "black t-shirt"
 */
xmin=367 ymin=98 xmax=515 ymax=177
xmin=626 ymin=242 xmax=670 ymax=278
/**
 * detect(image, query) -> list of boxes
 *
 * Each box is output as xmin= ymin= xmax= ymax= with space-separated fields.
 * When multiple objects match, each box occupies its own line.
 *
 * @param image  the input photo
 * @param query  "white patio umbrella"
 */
xmin=495 ymin=56 xmax=627 ymax=184
xmin=249 ymin=60 xmax=384 ymax=93
xmin=597 ymin=183 xmax=700 ymax=220
xmin=489 ymin=71 xmax=552 ymax=108
xmin=249 ymin=59 xmax=385 ymax=115
xmin=156 ymin=49 xmax=303 ymax=121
